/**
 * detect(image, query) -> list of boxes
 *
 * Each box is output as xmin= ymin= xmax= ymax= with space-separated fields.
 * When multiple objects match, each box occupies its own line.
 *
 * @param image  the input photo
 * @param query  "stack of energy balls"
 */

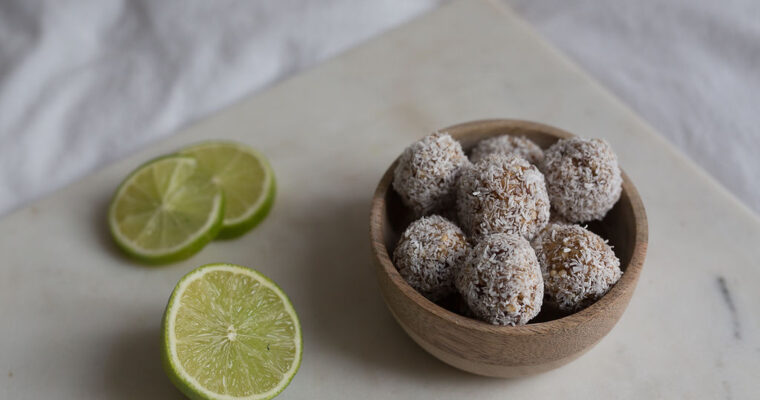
xmin=392 ymin=132 xmax=623 ymax=326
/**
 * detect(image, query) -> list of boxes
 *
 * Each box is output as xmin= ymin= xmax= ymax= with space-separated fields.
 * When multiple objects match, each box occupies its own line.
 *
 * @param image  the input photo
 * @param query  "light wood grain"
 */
xmin=369 ymin=119 xmax=648 ymax=378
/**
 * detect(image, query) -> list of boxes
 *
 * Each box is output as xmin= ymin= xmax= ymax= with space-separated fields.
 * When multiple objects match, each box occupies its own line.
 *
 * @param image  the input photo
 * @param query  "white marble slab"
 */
xmin=1 ymin=0 xmax=757 ymax=398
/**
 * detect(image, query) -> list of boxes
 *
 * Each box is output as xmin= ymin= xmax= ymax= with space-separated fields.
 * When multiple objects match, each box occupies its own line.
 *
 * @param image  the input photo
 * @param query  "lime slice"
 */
xmin=162 ymin=263 xmax=302 ymax=400
xmin=108 ymin=155 xmax=225 ymax=264
xmin=180 ymin=142 xmax=276 ymax=239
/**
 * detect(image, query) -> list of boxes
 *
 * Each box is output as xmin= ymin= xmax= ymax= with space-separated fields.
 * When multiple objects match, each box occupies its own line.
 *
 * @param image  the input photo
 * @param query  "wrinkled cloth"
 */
xmin=0 ymin=0 xmax=442 ymax=216
xmin=505 ymin=0 xmax=760 ymax=213
xmin=1 ymin=0 xmax=758 ymax=217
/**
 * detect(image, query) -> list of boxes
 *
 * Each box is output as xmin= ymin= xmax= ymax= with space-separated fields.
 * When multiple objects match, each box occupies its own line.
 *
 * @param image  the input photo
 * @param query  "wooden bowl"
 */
xmin=369 ymin=119 xmax=648 ymax=377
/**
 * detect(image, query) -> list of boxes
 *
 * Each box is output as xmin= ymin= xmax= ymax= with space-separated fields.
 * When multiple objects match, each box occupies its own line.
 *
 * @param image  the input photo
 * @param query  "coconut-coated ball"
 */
xmin=531 ymin=223 xmax=622 ymax=312
xmin=393 ymin=132 xmax=469 ymax=216
xmin=457 ymin=153 xmax=550 ymax=240
xmin=470 ymin=135 xmax=544 ymax=165
xmin=541 ymin=138 xmax=622 ymax=223
xmin=455 ymin=233 xmax=543 ymax=326
xmin=393 ymin=215 xmax=469 ymax=301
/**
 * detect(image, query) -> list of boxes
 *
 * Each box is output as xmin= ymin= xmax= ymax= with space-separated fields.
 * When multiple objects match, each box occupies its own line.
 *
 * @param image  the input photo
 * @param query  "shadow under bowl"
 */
xmin=369 ymin=119 xmax=648 ymax=377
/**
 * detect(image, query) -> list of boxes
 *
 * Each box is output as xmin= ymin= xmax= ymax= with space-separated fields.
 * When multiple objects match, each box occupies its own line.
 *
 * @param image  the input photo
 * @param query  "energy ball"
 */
xmin=393 ymin=132 xmax=469 ymax=216
xmin=455 ymin=233 xmax=543 ymax=326
xmin=470 ymin=135 xmax=544 ymax=165
xmin=541 ymin=137 xmax=622 ymax=223
xmin=457 ymin=153 xmax=550 ymax=240
xmin=393 ymin=215 xmax=469 ymax=301
xmin=532 ymin=223 xmax=622 ymax=312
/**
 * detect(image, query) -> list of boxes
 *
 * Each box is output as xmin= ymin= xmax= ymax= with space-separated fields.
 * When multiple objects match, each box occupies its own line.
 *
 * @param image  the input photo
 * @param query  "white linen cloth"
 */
xmin=0 ymin=0 xmax=443 ymax=215
xmin=506 ymin=0 xmax=760 ymax=214
xmin=0 ymin=0 xmax=758 ymax=216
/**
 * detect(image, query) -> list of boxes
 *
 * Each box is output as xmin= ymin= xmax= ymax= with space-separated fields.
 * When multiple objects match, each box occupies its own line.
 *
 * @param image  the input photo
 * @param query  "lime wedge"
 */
xmin=108 ymin=156 xmax=225 ymax=264
xmin=162 ymin=263 xmax=302 ymax=400
xmin=180 ymin=142 xmax=276 ymax=239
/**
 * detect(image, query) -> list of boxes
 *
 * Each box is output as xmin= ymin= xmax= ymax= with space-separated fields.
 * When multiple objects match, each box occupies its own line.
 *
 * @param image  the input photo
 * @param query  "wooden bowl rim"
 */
xmin=369 ymin=119 xmax=649 ymax=336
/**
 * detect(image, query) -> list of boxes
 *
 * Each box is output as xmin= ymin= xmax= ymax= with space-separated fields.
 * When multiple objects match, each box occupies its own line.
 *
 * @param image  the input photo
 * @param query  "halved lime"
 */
xmin=162 ymin=263 xmax=302 ymax=400
xmin=180 ymin=142 xmax=276 ymax=239
xmin=108 ymin=155 xmax=225 ymax=264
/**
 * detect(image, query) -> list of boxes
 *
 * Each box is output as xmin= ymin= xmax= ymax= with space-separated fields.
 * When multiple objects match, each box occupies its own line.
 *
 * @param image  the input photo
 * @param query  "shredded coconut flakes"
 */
xmin=456 ymin=153 xmax=550 ymax=240
xmin=455 ymin=233 xmax=543 ymax=326
xmin=392 ymin=132 xmax=469 ymax=216
xmin=531 ymin=223 xmax=622 ymax=312
xmin=541 ymin=137 xmax=622 ymax=223
xmin=393 ymin=215 xmax=470 ymax=301
xmin=470 ymin=135 xmax=544 ymax=165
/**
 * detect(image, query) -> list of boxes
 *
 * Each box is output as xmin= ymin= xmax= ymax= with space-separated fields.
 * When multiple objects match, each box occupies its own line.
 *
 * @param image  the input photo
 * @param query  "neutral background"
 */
xmin=0 ymin=0 xmax=758 ymax=216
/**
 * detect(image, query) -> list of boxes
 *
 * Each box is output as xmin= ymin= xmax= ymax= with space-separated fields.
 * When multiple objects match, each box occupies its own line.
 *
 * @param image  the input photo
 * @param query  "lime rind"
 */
xmin=215 ymin=175 xmax=276 ymax=239
xmin=161 ymin=264 xmax=302 ymax=400
xmin=179 ymin=141 xmax=276 ymax=239
xmin=108 ymin=155 xmax=226 ymax=265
